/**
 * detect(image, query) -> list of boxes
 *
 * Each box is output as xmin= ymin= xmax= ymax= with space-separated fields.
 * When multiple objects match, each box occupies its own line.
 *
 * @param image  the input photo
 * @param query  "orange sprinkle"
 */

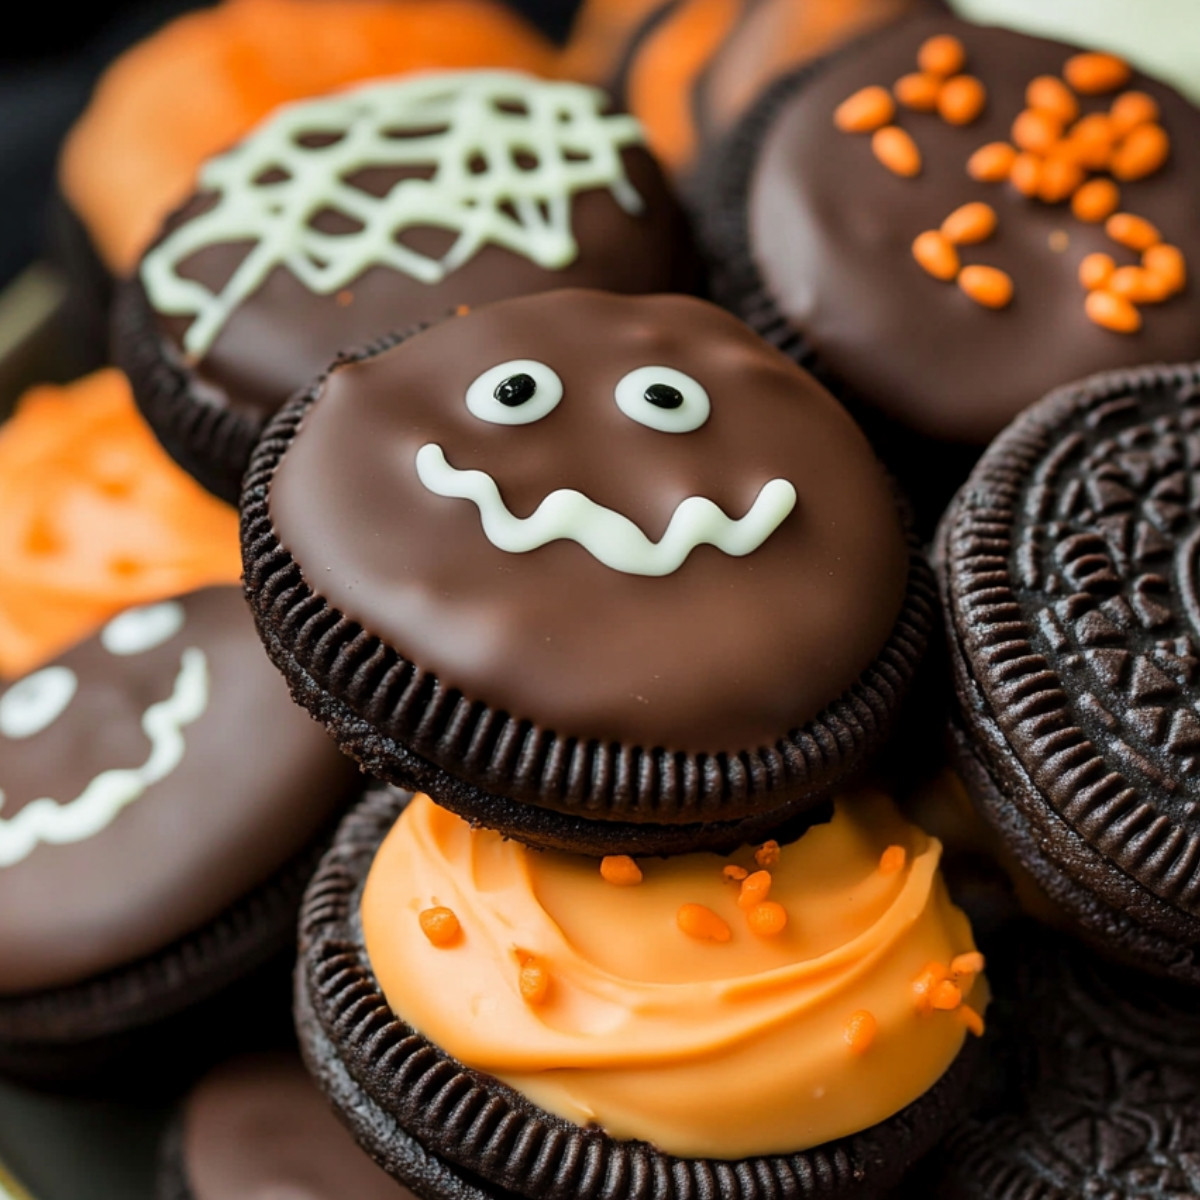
xmin=912 ymin=230 xmax=960 ymax=280
xmin=912 ymin=961 xmax=949 ymax=1014
xmin=1037 ymin=156 xmax=1084 ymax=204
xmin=1009 ymin=152 xmax=1042 ymax=197
xmin=834 ymin=85 xmax=895 ymax=133
xmin=600 ymin=854 xmax=643 ymax=886
xmin=419 ymin=906 xmax=461 ymax=948
xmin=722 ymin=864 xmax=749 ymax=883
xmin=335 ymin=289 xmax=354 ymax=307
xmin=677 ymin=903 xmax=732 ymax=943
xmin=1085 ymin=289 xmax=1142 ymax=333
xmin=843 ymin=1009 xmax=878 ymax=1054
xmin=1071 ymin=178 xmax=1120 ymax=223
xmin=1109 ymin=90 xmax=1160 ymax=135
xmin=518 ymin=958 xmax=551 ymax=1005
xmin=959 ymin=264 xmax=1014 ymax=308
xmin=746 ymin=900 xmax=789 ymax=937
xmin=941 ymin=201 xmax=996 ymax=245
xmin=755 ymin=840 xmax=782 ymax=869
xmin=872 ymin=125 xmax=922 ymax=177
xmin=894 ymin=72 xmax=941 ymax=112
xmin=454 ymin=304 xmax=471 ymax=316
xmin=938 ymin=75 xmax=987 ymax=125
xmin=967 ymin=141 xmax=1017 ymax=182
xmin=1106 ymin=212 xmax=1161 ymax=251
xmin=1143 ymin=243 xmax=1187 ymax=294
xmin=1064 ymin=51 xmax=1132 ymax=95
xmin=959 ymin=1004 xmax=986 ymax=1037
xmin=1011 ymin=107 xmax=1062 ymax=154
xmin=1026 ymin=75 xmax=1078 ymax=125
xmin=950 ymin=951 xmax=986 ymax=977
xmin=737 ymin=869 xmax=773 ymax=910
xmin=1079 ymin=251 xmax=1117 ymax=290
xmin=918 ymin=34 xmax=966 ymax=78
xmin=1109 ymin=266 xmax=1172 ymax=304
xmin=1111 ymin=122 xmax=1170 ymax=180
xmin=1063 ymin=112 xmax=1116 ymax=170
xmin=932 ymin=979 xmax=963 ymax=1010
xmin=878 ymin=844 xmax=908 ymax=874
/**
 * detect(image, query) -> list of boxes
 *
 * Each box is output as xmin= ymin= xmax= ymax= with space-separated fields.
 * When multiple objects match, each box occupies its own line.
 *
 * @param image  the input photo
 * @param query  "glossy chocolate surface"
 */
xmin=749 ymin=15 xmax=1200 ymax=445
xmin=269 ymin=290 xmax=909 ymax=753
xmin=0 ymin=587 xmax=359 ymax=995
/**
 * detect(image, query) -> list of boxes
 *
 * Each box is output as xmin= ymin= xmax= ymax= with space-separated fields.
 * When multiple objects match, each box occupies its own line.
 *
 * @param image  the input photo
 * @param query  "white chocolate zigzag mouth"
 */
xmin=414 ymin=443 xmax=798 ymax=576
xmin=0 ymin=648 xmax=210 ymax=868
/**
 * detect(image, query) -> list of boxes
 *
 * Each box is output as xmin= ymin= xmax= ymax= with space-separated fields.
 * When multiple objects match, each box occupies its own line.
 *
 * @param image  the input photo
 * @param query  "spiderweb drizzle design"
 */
xmin=141 ymin=72 xmax=647 ymax=360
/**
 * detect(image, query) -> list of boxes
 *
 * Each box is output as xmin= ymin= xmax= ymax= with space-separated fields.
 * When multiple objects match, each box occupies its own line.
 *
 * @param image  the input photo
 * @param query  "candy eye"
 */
xmin=0 ymin=667 xmax=78 ymax=739
xmin=614 ymin=366 xmax=710 ymax=433
xmin=466 ymin=360 xmax=563 ymax=426
xmin=101 ymin=601 xmax=186 ymax=656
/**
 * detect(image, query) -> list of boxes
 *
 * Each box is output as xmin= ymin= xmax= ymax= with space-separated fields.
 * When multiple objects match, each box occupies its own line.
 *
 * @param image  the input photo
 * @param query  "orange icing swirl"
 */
xmin=59 ymin=0 xmax=556 ymax=275
xmin=0 ymin=369 xmax=241 ymax=678
xmin=362 ymin=791 xmax=987 ymax=1159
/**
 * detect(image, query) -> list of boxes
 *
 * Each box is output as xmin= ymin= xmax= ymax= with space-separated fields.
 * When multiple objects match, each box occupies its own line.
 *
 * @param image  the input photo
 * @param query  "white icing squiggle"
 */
xmin=0 ymin=648 xmax=210 ymax=868
xmin=415 ymin=443 xmax=797 ymax=576
xmin=141 ymin=72 xmax=647 ymax=359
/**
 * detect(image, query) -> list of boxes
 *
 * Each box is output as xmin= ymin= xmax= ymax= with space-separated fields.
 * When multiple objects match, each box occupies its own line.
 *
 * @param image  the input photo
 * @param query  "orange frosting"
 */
xmin=59 ymin=0 xmax=555 ymax=275
xmin=0 ymin=369 xmax=241 ymax=678
xmin=361 ymin=791 xmax=987 ymax=1159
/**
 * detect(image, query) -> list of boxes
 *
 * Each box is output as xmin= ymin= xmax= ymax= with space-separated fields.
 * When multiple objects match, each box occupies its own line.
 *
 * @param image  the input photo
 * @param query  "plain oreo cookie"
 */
xmin=938 ymin=361 xmax=1200 ymax=984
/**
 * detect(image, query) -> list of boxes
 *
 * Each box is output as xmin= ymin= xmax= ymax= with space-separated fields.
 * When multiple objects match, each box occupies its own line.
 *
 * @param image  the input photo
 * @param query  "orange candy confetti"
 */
xmin=722 ymin=864 xmax=748 ymax=883
xmin=843 ymin=1009 xmax=878 ymax=1054
xmin=1037 ymin=157 xmax=1084 ymax=204
xmin=600 ymin=855 xmax=643 ymax=886
xmin=419 ymin=907 xmax=461 ymax=947
xmin=1026 ymin=75 xmax=1078 ymax=124
xmin=1011 ymin=107 xmax=1062 ymax=154
xmin=1071 ymin=178 xmax=1120 ymax=223
xmin=967 ymin=141 xmax=1016 ymax=182
xmin=959 ymin=264 xmax=1014 ymax=308
xmin=959 ymin=1004 xmax=986 ymax=1037
xmin=755 ymin=840 xmax=782 ymax=869
xmin=677 ymin=903 xmax=732 ymax=943
xmin=913 ymin=230 xmax=960 ymax=280
xmin=746 ymin=901 xmax=789 ymax=937
xmin=1109 ymin=90 xmax=1160 ymax=135
xmin=1111 ymin=122 xmax=1170 ymax=180
xmin=1065 ymin=112 xmax=1116 ymax=170
xmin=878 ymin=844 xmax=908 ymax=874
xmin=1143 ymin=243 xmax=1187 ymax=294
xmin=894 ymin=72 xmax=941 ymax=112
xmin=1085 ymin=289 xmax=1142 ymax=333
xmin=941 ymin=201 xmax=997 ymax=245
xmin=519 ymin=958 xmax=551 ymax=1005
xmin=931 ymin=979 xmax=963 ymax=1010
xmin=1109 ymin=266 xmax=1172 ymax=304
xmin=834 ymin=85 xmax=895 ymax=133
xmin=737 ymin=869 xmax=773 ymax=910
xmin=1106 ymin=212 xmax=1161 ymax=251
xmin=912 ymin=961 xmax=949 ymax=1014
xmin=872 ymin=125 xmax=922 ymax=176
xmin=1079 ymin=252 xmax=1116 ymax=290
xmin=1064 ymin=51 xmax=1132 ymax=95
xmin=938 ymin=74 xmax=987 ymax=125
xmin=1009 ymin=152 xmax=1042 ymax=197
xmin=918 ymin=34 xmax=966 ymax=78
xmin=951 ymin=951 xmax=986 ymax=977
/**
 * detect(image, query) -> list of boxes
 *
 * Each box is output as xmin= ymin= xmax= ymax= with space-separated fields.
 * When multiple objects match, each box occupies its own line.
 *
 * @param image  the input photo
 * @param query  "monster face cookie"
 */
xmin=0 ymin=587 xmax=360 ymax=1082
xmin=117 ymin=71 xmax=697 ymax=502
xmin=243 ymin=289 xmax=933 ymax=854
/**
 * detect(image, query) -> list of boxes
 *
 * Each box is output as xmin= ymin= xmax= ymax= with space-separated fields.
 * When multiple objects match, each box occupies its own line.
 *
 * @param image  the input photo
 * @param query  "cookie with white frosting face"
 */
xmin=0 ymin=586 xmax=360 ymax=1080
xmin=243 ymin=289 xmax=936 ymax=855
xmin=116 ymin=71 xmax=697 ymax=504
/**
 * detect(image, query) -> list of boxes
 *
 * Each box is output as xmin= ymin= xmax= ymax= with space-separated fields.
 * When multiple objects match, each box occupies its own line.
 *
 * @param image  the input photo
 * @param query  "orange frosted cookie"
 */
xmin=59 ymin=0 xmax=555 ymax=275
xmin=0 ymin=369 xmax=241 ymax=678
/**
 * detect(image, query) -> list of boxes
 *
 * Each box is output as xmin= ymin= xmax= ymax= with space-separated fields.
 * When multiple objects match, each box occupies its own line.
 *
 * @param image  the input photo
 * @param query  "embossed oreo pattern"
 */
xmin=940 ymin=362 xmax=1200 ymax=981
xmin=935 ymin=938 xmax=1200 ymax=1199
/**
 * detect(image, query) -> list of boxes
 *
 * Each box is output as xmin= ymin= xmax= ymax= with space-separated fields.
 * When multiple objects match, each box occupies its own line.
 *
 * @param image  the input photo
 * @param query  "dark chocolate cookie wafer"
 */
xmin=241 ymin=289 xmax=935 ymax=856
xmin=931 ymin=933 xmax=1200 ymax=1199
xmin=939 ymin=361 xmax=1200 ymax=984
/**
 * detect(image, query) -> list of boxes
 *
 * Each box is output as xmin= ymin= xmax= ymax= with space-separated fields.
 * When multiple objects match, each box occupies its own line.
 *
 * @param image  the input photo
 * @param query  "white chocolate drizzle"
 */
xmin=141 ymin=72 xmax=647 ymax=359
xmin=0 ymin=648 xmax=210 ymax=868
xmin=415 ymin=443 xmax=797 ymax=576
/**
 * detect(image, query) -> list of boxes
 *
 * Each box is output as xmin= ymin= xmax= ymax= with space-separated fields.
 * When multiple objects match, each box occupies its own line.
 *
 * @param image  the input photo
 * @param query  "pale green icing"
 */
xmin=140 ymin=72 xmax=647 ymax=359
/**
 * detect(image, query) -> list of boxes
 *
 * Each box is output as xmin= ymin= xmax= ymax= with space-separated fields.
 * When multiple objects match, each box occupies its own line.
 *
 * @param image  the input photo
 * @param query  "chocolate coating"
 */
xmin=176 ymin=1053 xmax=413 ymax=1200
xmin=0 ymin=586 xmax=359 ymax=996
xmin=269 ymin=290 xmax=909 ymax=753
xmin=747 ymin=15 xmax=1200 ymax=445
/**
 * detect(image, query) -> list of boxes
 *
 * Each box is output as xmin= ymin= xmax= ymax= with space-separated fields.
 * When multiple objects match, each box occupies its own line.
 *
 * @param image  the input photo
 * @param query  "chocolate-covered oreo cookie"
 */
xmin=242 ymin=289 xmax=935 ymax=855
xmin=0 ymin=586 xmax=361 ymax=1083
xmin=116 ymin=71 xmax=697 ymax=503
xmin=159 ymin=1052 xmax=415 ymax=1200
xmin=699 ymin=13 xmax=1200 ymax=514
xmin=939 ymin=361 xmax=1200 ymax=984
